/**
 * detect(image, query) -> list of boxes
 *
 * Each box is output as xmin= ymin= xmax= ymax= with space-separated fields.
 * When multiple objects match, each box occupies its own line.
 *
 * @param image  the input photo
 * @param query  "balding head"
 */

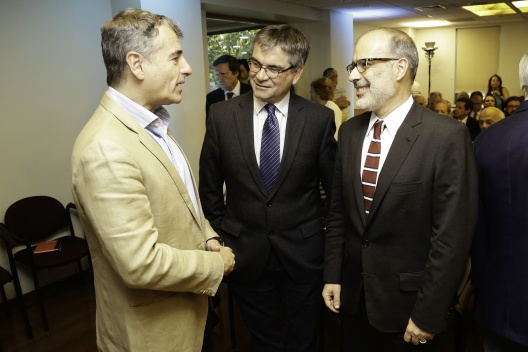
xmin=479 ymin=107 xmax=505 ymax=131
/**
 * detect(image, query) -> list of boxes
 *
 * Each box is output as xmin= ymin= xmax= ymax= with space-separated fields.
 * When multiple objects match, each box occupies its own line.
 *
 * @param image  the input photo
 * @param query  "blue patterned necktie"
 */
xmin=260 ymin=104 xmax=280 ymax=194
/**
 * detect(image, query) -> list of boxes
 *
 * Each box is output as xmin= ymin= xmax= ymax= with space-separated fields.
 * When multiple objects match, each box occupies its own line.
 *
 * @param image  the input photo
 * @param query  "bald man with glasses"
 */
xmin=323 ymin=28 xmax=477 ymax=352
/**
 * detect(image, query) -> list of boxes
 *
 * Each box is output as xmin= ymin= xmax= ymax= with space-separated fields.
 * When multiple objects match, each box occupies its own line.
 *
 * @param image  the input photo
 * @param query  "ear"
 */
xmin=291 ymin=66 xmax=304 ymax=85
xmin=394 ymin=58 xmax=409 ymax=82
xmin=125 ymin=51 xmax=145 ymax=81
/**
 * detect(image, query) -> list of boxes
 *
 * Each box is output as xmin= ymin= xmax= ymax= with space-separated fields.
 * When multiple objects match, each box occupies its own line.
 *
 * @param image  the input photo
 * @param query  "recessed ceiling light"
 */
xmin=462 ymin=3 xmax=516 ymax=16
xmin=402 ymin=20 xmax=451 ymax=28
xmin=512 ymin=1 xmax=528 ymax=12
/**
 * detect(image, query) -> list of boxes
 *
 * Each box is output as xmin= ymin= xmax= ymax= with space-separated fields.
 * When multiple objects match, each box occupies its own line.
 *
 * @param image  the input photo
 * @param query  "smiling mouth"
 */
xmin=355 ymin=86 xmax=369 ymax=95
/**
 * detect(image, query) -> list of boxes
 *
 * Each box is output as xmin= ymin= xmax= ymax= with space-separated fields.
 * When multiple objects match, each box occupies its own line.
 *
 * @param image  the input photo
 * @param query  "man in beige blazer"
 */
xmin=71 ymin=8 xmax=234 ymax=351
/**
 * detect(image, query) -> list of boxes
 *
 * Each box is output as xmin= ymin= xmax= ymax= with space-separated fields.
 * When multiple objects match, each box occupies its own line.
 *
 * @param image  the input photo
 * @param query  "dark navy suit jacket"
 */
xmin=472 ymin=99 xmax=528 ymax=347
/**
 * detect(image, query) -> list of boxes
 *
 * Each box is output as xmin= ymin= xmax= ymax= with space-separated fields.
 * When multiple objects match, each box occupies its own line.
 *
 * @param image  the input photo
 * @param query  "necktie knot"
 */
xmin=226 ymin=92 xmax=234 ymax=99
xmin=265 ymin=103 xmax=276 ymax=115
xmin=373 ymin=120 xmax=383 ymax=139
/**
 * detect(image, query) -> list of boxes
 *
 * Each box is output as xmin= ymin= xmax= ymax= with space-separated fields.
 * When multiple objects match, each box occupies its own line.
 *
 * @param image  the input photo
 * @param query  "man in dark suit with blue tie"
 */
xmin=205 ymin=54 xmax=252 ymax=121
xmin=199 ymin=25 xmax=336 ymax=352
xmin=322 ymin=28 xmax=478 ymax=351
xmin=472 ymin=51 xmax=528 ymax=352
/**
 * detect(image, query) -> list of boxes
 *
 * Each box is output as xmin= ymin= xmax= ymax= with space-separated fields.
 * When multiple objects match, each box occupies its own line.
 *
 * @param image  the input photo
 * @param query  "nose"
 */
xmin=254 ymin=67 xmax=269 ymax=81
xmin=348 ymin=66 xmax=361 ymax=82
xmin=181 ymin=56 xmax=192 ymax=76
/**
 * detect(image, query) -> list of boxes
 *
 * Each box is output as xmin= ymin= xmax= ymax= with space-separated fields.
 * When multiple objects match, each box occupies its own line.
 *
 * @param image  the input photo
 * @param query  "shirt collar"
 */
xmin=225 ymin=80 xmax=241 ymax=96
xmin=106 ymin=87 xmax=170 ymax=137
xmin=368 ymin=95 xmax=413 ymax=136
xmin=254 ymin=91 xmax=291 ymax=118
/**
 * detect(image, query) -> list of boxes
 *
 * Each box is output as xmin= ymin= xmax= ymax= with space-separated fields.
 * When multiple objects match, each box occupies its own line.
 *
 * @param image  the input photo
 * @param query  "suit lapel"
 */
xmin=101 ymin=94 xmax=203 ymax=227
xmin=233 ymin=94 xmax=268 ymax=196
xmin=367 ymin=103 xmax=421 ymax=222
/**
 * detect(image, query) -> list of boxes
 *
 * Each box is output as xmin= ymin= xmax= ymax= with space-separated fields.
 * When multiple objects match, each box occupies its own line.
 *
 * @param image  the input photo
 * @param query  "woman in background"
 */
xmin=310 ymin=77 xmax=341 ymax=140
xmin=484 ymin=93 xmax=499 ymax=108
xmin=486 ymin=74 xmax=510 ymax=110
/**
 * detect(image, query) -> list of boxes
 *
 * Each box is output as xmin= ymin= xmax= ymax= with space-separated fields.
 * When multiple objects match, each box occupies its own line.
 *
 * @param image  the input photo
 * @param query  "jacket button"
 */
xmin=362 ymin=240 xmax=370 ymax=248
xmin=267 ymin=202 xmax=272 ymax=207
xmin=268 ymin=230 xmax=274 ymax=236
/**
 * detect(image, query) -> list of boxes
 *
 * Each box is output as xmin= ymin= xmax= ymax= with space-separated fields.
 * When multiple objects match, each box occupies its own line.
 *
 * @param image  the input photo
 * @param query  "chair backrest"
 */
xmin=4 ymin=196 xmax=69 ymax=242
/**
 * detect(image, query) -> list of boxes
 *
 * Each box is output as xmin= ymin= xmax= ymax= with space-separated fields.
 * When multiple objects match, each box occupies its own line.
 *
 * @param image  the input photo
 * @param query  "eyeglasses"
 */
xmin=247 ymin=59 xmax=294 ymax=79
xmin=346 ymin=58 xmax=399 ymax=74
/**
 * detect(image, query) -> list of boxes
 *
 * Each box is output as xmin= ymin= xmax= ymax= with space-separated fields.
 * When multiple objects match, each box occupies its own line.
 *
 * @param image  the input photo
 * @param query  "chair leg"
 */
xmin=30 ymin=268 xmax=48 ymax=331
xmin=0 ymin=287 xmax=10 ymax=319
xmin=10 ymin=268 xmax=33 ymax=339
xmin=227 ymin=284 xmax=236 ymax=349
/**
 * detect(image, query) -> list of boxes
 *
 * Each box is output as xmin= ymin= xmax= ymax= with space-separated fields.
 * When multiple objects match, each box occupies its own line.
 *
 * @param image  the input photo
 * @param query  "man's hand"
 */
xmin=335 ymin=95 xmax=350 ymax=109
xmin=217 ymin=247 xmax=235 ymax=276
xmin=403 ymin=318 xmax=435 ymax=345
xmin=322 ymin=283 xmax=341 ymax=313
xmin=206 ymin=238 xmax=223 ymax=252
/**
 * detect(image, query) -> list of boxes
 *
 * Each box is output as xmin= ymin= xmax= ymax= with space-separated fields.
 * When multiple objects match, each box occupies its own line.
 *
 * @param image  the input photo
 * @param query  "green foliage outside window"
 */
xmin=207 ymin=29 xmax=259 ymax=90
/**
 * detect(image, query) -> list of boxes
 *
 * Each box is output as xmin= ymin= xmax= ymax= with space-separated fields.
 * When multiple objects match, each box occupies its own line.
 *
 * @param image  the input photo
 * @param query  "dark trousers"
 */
xmin=230 ymin=250 xmax=322 ymax=352
xmin=341 ymin=292 xmax=449 ymax=352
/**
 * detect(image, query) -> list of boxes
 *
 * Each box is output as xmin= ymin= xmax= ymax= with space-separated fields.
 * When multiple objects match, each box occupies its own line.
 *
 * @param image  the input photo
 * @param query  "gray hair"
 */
xmin=372 ymin=28 xmax=419 ymax=81
xmin=251 ymin=24 xmax=310 ymax=69
xmin=101 ymin=8 xmax=183 ymax=86
xmin=520 ymin=50 xmax=528 ymax=97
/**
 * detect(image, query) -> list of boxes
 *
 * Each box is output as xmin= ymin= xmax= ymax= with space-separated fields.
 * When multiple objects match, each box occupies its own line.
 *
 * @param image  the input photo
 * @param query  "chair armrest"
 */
xmin=0 ymin=223 xmax=32 ymax=252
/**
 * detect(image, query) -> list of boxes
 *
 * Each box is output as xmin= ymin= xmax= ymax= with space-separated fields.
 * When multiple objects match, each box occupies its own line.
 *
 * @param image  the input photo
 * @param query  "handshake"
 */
xmin=206 ymin=237 xmax=235 ymax=275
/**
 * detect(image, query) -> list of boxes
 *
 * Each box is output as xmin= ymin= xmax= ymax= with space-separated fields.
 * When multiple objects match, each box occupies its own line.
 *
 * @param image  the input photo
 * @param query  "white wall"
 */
xmin=0 ymin=0 xmax=111 ymax=296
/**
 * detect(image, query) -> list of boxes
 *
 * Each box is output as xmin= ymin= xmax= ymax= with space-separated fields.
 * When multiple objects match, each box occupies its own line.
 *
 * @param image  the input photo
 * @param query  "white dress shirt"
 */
xmin=360 ymin=96 xmax=413 ymax=181
xmin=107 ymin=87 xmax=201 ymax=221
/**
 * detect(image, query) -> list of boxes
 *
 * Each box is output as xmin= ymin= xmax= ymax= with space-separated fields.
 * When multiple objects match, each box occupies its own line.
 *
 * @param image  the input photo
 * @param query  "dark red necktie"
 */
xmin=362 ymin=120 xmax=383 ymax=216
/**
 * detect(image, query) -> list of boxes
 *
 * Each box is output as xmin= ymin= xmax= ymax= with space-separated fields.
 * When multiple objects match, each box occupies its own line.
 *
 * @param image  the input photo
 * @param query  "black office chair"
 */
xmin=0 ymin=261 xmax=33 ymax=339
xmin=0 ymin=196 xmax=90 ymax=331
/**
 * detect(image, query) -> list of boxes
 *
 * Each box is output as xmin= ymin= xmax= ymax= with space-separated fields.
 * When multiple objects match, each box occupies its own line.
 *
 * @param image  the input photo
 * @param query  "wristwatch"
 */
xmin=206 ymin=236 xmax=224 ymax=247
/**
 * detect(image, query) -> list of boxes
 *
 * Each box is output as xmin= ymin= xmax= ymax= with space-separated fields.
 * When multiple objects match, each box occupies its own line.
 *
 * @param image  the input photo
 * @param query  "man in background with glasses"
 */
xmin=200 ymin=24 xmax=336 ymax=352
xmin=322 ymin=28 xmax=477 ymax=351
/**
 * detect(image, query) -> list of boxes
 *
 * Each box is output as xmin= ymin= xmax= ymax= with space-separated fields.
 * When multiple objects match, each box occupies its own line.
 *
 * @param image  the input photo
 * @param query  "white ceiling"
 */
xmin=205 ymin=0 xmax=528 ymax=34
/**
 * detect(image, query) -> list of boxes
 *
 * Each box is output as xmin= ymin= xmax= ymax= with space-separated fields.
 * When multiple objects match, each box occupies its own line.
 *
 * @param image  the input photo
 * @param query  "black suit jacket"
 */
xmin=199 ymin=93 xmax=336 ymax=284
xmin=205 ymin=82 xmax=252 ymax=121
xmin=324 ymin=102 xmax=478 ymax=333
xmin=465 ymin=116 xmax=481 ymax=141
xmin=472 ymin=100 xmax=528 ymax=347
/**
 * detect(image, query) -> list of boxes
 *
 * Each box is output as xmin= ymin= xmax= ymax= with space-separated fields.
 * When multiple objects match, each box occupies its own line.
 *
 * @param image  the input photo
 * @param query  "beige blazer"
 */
xmin=71 ymin=93 xmax=223 ymax=351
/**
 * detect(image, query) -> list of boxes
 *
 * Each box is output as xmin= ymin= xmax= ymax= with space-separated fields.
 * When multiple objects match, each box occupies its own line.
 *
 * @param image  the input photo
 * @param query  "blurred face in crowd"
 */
xmin=414 ymin=95 xmax=426 ymax=107
xmin=215 ymin=62 xmax=238 ymax=91
xmin=479 ymin=107 xmax=504 ymax=131
xmin=453 ymin=101 xmax=470 ymax=120
xmin=506 ymin=100 xmax=521 ymax=115
xmin=239 ymin=63 xmax=249 ymax=83
xmin=471 ymin=94 xmax=483 ymax=112
xmin=490 ymin=75 xmax=501 ymax=89
xmin=427 ymin=93 xmax=441 ymax=110
xmin=484 ymin=95 xmax=497 ymax=107
xmin=325 ymin=69 xmax=339 ymax=88
xmin=434 ymin=101 xmax=451 ymax=116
